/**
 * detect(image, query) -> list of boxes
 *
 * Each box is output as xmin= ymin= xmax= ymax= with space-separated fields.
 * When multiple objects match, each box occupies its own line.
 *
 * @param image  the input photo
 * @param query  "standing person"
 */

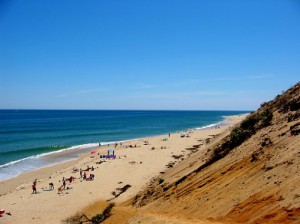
xmin=62 ymin=177 xmax=66 ymax=189
xmin=169 ymin=133 xmax=170 ymax=138
xmin=32 ymin=183 xmax=37 ymax=194
xmin=80 ymin=168 xmax=82 ymax=178
xmin=32 ymin=179 xmax=37 ymax=194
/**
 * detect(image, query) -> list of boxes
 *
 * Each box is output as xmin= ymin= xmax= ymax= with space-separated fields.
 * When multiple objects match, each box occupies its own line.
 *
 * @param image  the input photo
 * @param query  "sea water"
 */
xmin=0 ymin=110 xmax=249 ymax=180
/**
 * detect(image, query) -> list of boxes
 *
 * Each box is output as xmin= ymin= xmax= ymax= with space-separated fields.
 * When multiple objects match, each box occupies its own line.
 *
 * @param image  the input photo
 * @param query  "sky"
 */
xmin=0 ymin=0 xmax=299 ymax=110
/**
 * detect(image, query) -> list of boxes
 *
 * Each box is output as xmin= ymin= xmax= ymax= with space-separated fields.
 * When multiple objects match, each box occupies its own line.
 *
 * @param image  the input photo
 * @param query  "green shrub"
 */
xmin=63 ymin=203 xmax=115 ymax=224
xmin=158 ymin=178 xmax=164 ymax=184
xmin=277 ymin=96 xmax=289 ymax=113
xmin=230 ymin=127 xmax=250 ymax=148
xmin=63 ymin=214 xmax=82 ymax=224
xmin=258 ymin=109 xmax=273 ymax=128
xmin=289 ymin=99 xmax=300 ymax=111
xmin=260 ymin=102 xmax=268 ymax=108
xmin=91 ymin=214 xmax=105 ymax=223
xmin=207 ymin=108 xmax=274 ymax=169
xmin=90 ymin=203 xmax=115 ymax=223
xmin=240 ymin=115 xmax=258 ymax=131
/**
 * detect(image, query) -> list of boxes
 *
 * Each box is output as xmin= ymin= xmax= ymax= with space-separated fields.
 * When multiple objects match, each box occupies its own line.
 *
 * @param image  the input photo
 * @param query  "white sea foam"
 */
xmin=100 ymin=138 xmax=140 ymax=145
xmin=194 ymin=114 xmax=239 ymax=130
xmin=0 ymin=156 xmax=31 ymax=169
xmin=0 ymin=138 xmax=142 ymax=181
xmin=0 ymin=143 xmax=99 ymax=181
xmin=0 ymin=143 xmax=99 ymax=169
xmin=195 ymin=123 xmax=219 ymax=130
xmin=0 ymin=157 xmax=77 ymax=181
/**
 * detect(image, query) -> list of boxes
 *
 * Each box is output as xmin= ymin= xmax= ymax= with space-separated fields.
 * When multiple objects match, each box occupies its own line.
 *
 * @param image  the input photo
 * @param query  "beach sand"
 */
xmin=0 ymin=115 xmax=246 ymax=224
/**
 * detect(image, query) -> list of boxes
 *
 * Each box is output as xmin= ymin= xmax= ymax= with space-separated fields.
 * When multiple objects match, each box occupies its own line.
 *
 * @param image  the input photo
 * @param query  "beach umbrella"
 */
xmin=91 ymin=150 xmax=97 ymax=154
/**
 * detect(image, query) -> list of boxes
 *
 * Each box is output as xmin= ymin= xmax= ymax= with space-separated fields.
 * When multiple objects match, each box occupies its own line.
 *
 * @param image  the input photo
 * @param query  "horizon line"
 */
xmin=0 ymin=108 xmax=253 ymax=112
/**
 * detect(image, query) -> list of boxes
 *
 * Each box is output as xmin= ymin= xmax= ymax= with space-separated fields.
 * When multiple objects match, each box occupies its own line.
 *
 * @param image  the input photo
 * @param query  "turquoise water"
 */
xmin=0 ymin=110 xmax=248 ymax=180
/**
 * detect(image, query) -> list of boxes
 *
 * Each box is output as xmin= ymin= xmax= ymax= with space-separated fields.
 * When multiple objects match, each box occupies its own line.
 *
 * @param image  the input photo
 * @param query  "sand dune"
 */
xmin=109 ymin=82 xmax=300 ymax=224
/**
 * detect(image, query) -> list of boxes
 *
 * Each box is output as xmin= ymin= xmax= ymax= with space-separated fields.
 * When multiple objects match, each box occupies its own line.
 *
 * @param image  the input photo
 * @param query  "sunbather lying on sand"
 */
xmin=49 ymin=182 xmax=54 ymax=190
xmin=67 ymin=176 xmax=75 ymax=183
xmin=86 ymin=174 xmax=95 ymax=181
xmin=83 ymin=165 xmax=90 ymax=171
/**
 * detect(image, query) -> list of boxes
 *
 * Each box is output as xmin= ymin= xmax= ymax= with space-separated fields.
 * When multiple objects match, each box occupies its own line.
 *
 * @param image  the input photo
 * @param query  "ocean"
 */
xmin=0 ymin=110 xmax=248 ymax=181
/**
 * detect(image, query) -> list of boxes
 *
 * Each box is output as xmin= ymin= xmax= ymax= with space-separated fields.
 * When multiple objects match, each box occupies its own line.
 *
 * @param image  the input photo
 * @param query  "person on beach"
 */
xmin=32 ymin=179 xmax=37 ymax=194
xmin=62 ymin=177 xmax=66 ymax=189
xmin=87 ymin=174 xmax=95 ymax=181
xmin=68 ymin=176 xmax=74 ymax=183
xmin=84 ymin=165 xmax=90 ymax=171
xmin=32 ymin=184 xmax=37 ymax=194
xmin=80 ymin=168 xmax=82 ymax=178
xmin=169 ymin=133 xmax=170 ymax=138
xmin=57 ymin=185 xmax=63 ymax=194
xmin=49 ymin=182 xmax=54 ymax=190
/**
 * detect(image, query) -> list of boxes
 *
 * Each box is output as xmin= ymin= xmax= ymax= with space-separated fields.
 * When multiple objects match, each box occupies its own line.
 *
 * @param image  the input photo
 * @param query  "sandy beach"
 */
xmin=0 ymin=115 xmax=246 ymax=224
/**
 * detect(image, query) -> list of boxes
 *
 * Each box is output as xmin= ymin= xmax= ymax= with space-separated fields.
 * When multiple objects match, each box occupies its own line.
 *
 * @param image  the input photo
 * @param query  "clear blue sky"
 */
xmin=0 ymin=0 xmax=299 ymax=110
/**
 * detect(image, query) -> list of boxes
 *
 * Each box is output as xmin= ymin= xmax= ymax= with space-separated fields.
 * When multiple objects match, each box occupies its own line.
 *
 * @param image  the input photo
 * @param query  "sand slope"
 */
xmin=104 ymin=82 xmax=300 ymax=224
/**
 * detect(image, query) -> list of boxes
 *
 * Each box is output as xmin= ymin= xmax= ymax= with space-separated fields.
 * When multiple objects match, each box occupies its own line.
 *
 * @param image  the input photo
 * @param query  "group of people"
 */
xmin=79 ymin=166 xmax=96 ymax=180
xmin=31 ymin=165 xmax=95 ymax=195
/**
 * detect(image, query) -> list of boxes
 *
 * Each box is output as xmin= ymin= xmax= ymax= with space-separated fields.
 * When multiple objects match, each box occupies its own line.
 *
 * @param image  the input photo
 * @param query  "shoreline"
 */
xmin=0 ymin=114 xmax=247 ymax=224
xmin=0 ymin=113 xmax=248 ymax=182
